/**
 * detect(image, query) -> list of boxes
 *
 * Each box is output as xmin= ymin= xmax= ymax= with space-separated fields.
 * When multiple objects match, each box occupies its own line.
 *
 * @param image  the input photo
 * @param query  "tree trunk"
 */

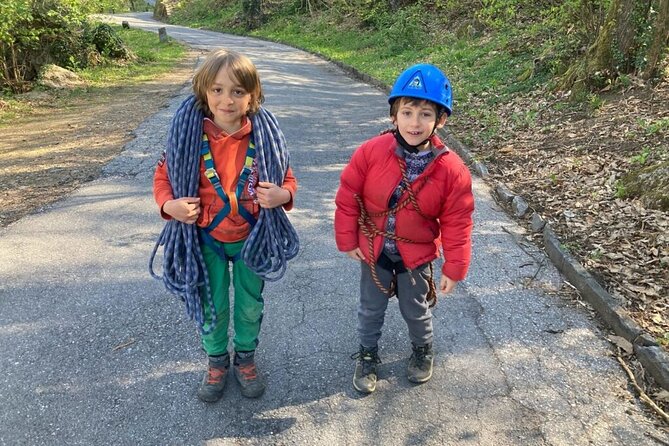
xmin=558 ymin=0 xmax=656 ymax=91
xmin=614 ymin=1 xmax=647 ymax=72
xmin=242 ymin=0 xmax=262 ymax=30
xmin=642 ymin=0 xmax=669 ymax=79
xmin=558 ymin=0 xmax=617 ymax=92
xmin=589 ymin=0 xmax=620 ymax=74
xmin=0 ymin=60 xmax=9 ymax=87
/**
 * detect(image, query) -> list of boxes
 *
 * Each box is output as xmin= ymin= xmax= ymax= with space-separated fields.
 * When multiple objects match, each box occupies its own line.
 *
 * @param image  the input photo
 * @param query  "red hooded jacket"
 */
xmin=334 ymin=132 xmax=474 ymax=281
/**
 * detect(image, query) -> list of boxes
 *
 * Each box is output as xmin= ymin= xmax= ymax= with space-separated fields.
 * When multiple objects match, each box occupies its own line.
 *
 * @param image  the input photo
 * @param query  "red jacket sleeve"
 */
xmin=439 ymin=160 xmax=474 ymax=281
xmin=334 ymin=143 xmax=368 ymax=252
xmin=153 ymin=151 xmax=175 ymax=220
xmin=281 ymin=167 xmax=297 ymax=211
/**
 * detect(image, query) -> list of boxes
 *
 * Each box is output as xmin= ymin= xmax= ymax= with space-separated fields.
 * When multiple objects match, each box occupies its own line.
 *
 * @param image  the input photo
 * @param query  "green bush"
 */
xmin=89 ymin=23 xmax=132 ymax=59
xmin=0 ymin=0 xmax=134 ymax=92
xmin=1 ymin=0 xmax=85 ymax=90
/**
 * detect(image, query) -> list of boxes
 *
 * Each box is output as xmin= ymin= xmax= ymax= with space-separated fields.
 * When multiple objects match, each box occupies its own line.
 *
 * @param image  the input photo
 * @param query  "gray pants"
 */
xmin=358 ymin=254 xmax=434 ymax=348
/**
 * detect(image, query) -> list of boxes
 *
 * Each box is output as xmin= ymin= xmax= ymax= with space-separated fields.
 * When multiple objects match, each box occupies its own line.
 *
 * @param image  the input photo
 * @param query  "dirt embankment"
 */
xmin=0 ymin=50 xmax=201 ymax=228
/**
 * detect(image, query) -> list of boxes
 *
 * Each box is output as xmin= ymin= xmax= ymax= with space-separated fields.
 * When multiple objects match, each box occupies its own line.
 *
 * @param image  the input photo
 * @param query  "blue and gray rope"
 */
xmin=149 ymin=96 xmax=213 ymax=332
xmin=243 ymin=107 xmax=299 ymax=281
xmin=149 ymin=95 xmax=298 ymax=333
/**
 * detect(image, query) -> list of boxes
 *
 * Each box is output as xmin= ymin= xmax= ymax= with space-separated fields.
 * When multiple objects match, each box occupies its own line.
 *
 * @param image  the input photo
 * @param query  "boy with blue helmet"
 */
xmin=388 ymin=63 xmax=453 ymax=152
xmin=335 ymin=63 xmax=474 ymax=393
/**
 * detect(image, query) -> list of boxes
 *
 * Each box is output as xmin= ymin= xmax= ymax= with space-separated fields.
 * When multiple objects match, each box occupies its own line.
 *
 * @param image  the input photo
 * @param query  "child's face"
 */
xmin=206 ymin=66 xmax=252 ymax=134
xmin=392 ymin=99 xmax=447 ymax=149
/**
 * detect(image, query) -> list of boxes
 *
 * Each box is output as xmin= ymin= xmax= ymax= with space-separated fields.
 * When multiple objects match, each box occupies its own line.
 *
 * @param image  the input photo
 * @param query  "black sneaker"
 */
xmin=351 ymin=345 xmax=381 ymax=394
xmin=407 ymin=343 xmax=434 ymax=383
xmin=233 ymin=351 xmax=266 ymax=398
xmin=197 ymin=353 xmax=230 ymax=402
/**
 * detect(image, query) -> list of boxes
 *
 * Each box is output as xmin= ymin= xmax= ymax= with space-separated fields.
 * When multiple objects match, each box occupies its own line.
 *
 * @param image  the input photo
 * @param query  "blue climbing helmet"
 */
xmin=388 ymin=63 xmax=452 ymax=116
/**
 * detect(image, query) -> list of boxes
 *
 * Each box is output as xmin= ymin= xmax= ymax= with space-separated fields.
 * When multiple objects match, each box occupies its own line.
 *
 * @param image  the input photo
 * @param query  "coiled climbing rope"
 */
xmin=242 ymin=105 xmax=300 ymax=282
xmin=149 ymin=95 xmax=299 ymax=333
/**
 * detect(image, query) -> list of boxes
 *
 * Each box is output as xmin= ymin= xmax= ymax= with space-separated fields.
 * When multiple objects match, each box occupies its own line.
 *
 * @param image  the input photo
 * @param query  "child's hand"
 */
xmin=440 ymin=275 xmax=458 ymax=294
xmin=346 ymin=248 xmax=365 ymax=261
xmin=163 ymin=197 xmax=201 ymax=224
xmin=256 ymin=182 xmax=291 ymax=208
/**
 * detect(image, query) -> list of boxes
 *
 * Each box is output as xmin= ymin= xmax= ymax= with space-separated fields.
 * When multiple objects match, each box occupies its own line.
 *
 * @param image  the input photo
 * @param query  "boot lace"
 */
xmin=236 ymin=363 xmax=258 ymax=380
xmin=351 ymin=349 xmax=381 ymax=375
xmin=412 ymin=345 xmax=431 ymax=366
xmin=206 ymin=366 xmax=226 ymax=384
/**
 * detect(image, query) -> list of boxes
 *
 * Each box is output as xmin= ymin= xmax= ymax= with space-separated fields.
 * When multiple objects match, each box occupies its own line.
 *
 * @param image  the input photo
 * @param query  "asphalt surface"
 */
xmin=1 ymin=12 xmax=667 ymax=446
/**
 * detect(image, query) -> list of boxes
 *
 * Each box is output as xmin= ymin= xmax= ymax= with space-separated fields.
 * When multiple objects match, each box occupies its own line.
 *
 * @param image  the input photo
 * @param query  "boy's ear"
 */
xmin=435 ymin=114 xmax=447 ymax=129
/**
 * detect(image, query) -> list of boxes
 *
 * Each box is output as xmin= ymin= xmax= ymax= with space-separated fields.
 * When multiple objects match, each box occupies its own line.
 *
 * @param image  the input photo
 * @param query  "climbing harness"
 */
xmin=198 ymin=133 xmax=257 ymax=264
xmin=355 ymin=158 xmax=438 ymax=308
xmin=149 ymin=95 xmax=299 ymax=334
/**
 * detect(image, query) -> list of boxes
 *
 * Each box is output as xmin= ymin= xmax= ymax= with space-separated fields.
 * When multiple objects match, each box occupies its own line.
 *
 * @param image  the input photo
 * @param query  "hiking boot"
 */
xmin=197 ymin=353 xmax=230 ymax=402
xmin=407 ymin=343 xmax=434 ymax=383
xmin=351 ymin=345 xmax=381 ymax=394
xmin=233 ymin=351 xmax=266 ymax=398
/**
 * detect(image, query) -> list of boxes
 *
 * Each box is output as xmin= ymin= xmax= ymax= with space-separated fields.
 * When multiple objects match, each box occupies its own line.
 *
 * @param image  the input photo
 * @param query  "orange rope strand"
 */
xmin=355 ymin=159 xmax=438 ymax=307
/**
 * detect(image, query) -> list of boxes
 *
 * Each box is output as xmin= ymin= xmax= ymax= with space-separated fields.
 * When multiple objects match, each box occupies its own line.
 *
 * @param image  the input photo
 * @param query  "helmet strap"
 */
xmin=392 ymin=129 xmax=426 ymax=154
xmin=393 ymin=123 xmax=441 ymax=153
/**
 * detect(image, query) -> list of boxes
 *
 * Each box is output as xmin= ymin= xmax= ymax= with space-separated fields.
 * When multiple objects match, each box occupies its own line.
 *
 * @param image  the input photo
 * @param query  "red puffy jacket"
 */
xmin=334 ymin=132 xmax=474 ymax=281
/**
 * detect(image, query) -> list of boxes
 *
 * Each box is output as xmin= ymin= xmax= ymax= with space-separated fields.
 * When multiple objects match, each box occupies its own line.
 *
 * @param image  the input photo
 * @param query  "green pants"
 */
xmin=199 ymin=239 xmax=264 ymax=356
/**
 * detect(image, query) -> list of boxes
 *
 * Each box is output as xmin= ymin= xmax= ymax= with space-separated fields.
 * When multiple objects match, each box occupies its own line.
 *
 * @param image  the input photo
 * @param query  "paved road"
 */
xmin=1 ymin=12 xmax=667 ymax=446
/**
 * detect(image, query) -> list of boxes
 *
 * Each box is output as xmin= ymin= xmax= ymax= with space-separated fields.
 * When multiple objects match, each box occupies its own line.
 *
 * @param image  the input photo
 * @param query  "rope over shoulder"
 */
xmin=149 ymin=95 xmax=299 ymax=334
xmin=243 ymin=105 xmax=300 ymax=281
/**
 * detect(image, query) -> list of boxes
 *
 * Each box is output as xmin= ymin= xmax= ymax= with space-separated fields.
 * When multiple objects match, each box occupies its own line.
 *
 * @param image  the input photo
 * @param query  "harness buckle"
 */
xmin=204 ymin=167 xmax=219 ymax=180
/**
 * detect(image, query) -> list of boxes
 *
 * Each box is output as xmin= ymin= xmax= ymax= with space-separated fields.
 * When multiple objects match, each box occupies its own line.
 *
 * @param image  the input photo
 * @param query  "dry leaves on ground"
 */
xmin=451 ymin=78 xmax=669 ymax=352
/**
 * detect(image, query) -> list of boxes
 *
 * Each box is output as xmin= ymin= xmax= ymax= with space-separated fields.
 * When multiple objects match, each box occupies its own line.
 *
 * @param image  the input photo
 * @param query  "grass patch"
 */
xmin=168 ymin=4 xmax=546 ymax=116
xmin=658 ymin=331 xmax=669 ymax=347
xmin=0 ymin=98 xmax=33 ymax=125
xmin=171 ymin=0 xmax=243 ymax=30
xmin=638 ymin=117 xmax=669 ymax=136
xmin=77 ymin=25 xmax=186 ymax=86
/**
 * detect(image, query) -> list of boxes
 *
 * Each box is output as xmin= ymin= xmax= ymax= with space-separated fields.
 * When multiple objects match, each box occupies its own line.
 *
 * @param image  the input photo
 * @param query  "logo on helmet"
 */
xmin=408 ymin=75 xmax=422 ymax=89
xmin=404 ymin=71 xmax=427 ymax=93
